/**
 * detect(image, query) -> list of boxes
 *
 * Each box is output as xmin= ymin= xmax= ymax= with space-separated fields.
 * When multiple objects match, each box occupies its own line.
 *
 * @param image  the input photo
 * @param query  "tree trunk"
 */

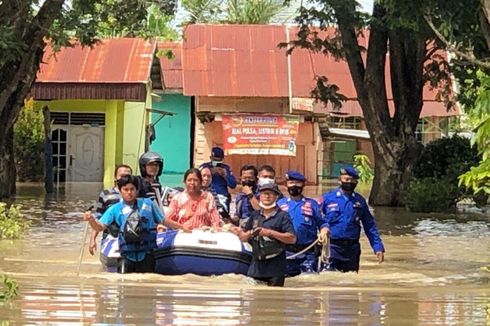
xmin=0 ymin=127 xmax=16 ymax=199
xmin=369 ymin=136 xmax=423 ymax=206
xmin=43 ymin=106 xmax=54 ymax=194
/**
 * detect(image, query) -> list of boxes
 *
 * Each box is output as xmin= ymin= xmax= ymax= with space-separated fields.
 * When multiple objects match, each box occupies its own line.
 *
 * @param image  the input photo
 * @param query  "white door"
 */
xmin=68 ymin=126 xmax=104 ymax=181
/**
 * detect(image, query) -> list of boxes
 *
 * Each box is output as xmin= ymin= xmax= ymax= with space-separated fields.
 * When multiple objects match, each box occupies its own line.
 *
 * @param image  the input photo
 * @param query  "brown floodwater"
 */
xmin=0 ymin=182 xmax=489 ymax=325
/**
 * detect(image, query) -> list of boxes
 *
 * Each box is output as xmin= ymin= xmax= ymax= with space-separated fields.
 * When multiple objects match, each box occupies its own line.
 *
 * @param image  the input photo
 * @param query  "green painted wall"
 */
xmin=150 ymin=94 xmax=191 ymax=175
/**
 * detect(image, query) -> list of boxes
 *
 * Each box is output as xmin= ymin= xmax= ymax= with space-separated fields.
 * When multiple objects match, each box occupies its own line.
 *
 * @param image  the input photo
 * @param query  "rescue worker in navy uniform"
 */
xmin=199 ymin=146 xmax=237 ymax=211
xmin=233 ymin=181 xmax=296 ymax=287
xmin=319 ymin=167 xmax=385 ymax=272
xmin=277 ymin=170 xmax=325 ymax=276
xmin=235 ymin=164 xmax=260 ymax=227
xmin=84 ymin=175 xmax=189 ymax=273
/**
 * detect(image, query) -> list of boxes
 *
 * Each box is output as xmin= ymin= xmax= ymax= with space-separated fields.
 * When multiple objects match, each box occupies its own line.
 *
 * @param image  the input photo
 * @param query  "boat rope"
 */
xmin=286 ymin=238 xmax=319 ymax=260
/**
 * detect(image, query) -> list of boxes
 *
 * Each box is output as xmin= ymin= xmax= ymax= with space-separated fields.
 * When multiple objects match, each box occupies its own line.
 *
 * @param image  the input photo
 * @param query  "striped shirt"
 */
xmin=166 ymin=190 xmax=221 ymax=229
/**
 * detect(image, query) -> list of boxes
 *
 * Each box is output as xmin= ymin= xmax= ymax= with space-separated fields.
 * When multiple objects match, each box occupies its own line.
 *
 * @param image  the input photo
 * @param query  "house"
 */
xmin=180 ymin=24 xmax=460 ymax=182
xmin=149 ymin=42 xmax=192 ymax=183
xmin=31 ymin=38 xmax=156 ymax=188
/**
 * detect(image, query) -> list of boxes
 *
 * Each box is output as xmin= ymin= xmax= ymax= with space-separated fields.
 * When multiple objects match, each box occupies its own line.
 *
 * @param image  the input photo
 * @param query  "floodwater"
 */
xmin=0 ymin=182 xmax=489 ymax=325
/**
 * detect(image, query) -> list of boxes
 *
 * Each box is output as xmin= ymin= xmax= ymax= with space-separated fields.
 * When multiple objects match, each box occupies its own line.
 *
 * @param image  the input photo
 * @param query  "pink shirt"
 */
xmin=167 ymin=190 xmax=221 ymax=229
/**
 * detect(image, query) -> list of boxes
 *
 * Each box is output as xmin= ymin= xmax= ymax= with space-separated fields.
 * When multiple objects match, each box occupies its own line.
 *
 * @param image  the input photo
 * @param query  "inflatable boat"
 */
xmin=154 ymin=229 xmax=253 ymax=276
xmin=99 ymin=230 xmax=253 ymax=276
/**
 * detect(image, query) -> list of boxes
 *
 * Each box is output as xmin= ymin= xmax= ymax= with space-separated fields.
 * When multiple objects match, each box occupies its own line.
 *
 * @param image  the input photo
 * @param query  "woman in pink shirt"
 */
xmin=166 ymin=168 xmax=222 ymax=229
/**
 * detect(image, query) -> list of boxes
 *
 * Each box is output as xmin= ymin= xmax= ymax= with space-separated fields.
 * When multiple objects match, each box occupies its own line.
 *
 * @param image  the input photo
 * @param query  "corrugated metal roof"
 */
xmin=182 ymin=24 xmax=458 ymax=116
xmin=33 ymin=38 xmax=156 ymax=100
xmin=158 ymin=42 xmax=183 ymax=90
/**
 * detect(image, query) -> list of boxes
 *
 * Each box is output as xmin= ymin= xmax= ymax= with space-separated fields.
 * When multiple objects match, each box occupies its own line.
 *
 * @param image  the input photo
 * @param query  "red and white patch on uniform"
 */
xmin=327 ymin=203 xmax=338 ymax=208
xmin=279 ymin=204 xmax=289 ymax=212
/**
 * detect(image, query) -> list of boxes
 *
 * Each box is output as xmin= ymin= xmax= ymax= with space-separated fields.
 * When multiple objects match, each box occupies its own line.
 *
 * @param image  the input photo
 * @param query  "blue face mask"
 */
xmin=211 ymin=160 xmax=221 ymax=167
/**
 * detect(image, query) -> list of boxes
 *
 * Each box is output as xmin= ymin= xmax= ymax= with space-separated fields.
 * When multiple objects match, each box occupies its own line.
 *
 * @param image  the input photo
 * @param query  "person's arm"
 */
xmin=359 ymin=200 xmax=385 ymax=262
xmin=258 ymin=228 xmax=296 ymax=244
xmin=259 ymin=212 xmax=296 ymax=244
xmin=165 ymin=196 xmax=179 ymax=222
xmin=233 ymin=215 xmax=254 ymax=242
xmin=224 ymin=165 xmax=237 ymax=189
xmin=89 ymin=229 xmax=99 ymax=255
xmin=84 ymin=209 xmax=110 ymax=233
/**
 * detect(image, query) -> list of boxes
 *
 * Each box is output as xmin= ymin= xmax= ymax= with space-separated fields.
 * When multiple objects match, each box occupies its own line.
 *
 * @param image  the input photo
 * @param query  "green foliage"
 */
xmin=0 ymin=275 xmax=18 ymax=303
xmin=14 ymin=101 xmax=45 ymax=182
xmin=0 ymin=203 xmax=29 ymax=240
xmin=353 ymin=154 xmax=374 ymax=183
xmin=226 ymin=0 xmax=285 ymax=24
xmin=458 ymin=70 xmax=490 ymax=196
xmin=412 ymin=135 xmax=488 ymax=210
xmin=406 ymin=177 xmax=459 ymax=212
xmin=181 ymin=0 xmax=287 ymax=24
xmin=414 ymin=135 xmax=481 ymax=182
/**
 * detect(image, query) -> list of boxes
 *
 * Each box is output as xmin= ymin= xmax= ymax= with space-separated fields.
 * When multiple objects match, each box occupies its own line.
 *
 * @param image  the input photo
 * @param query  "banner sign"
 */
xmin=222 ymin=114 xmax=300 ymax=156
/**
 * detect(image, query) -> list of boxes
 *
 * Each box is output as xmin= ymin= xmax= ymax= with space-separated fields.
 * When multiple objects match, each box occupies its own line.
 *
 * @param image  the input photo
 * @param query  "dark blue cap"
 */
xmin=285 ymin=170 xmax=306 ymax=182
xmin=258 ymin=181 xmax=281 ymax=195
xmin=211 ymin=146 xmax=224 ymax=158
xmin=340 ymin=166 xmax=359 ymax=179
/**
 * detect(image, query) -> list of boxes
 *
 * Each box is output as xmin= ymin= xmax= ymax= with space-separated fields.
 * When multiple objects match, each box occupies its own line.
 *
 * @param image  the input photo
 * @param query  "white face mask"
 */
xmin=259 ymin=201 xmax=277 ymax=210
xmin=211 ymin=160 xmax=221 ymax=167
xmin=258 ymin=177 xmax=274 ymax=186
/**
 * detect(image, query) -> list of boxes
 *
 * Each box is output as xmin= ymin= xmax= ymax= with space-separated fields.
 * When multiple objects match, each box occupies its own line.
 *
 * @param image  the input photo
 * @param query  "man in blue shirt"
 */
xmin=235 ymin=164 xmax=259 ymax=227
xmin=199 ymin=146 xmax=237 ymax=211
xmin=278 ymin=170 xmax=325 ymax=276
xmin=319 ymin=167 xmax=385 ymax=273
xmin=84 ymin=175 xmax=189 ymax=273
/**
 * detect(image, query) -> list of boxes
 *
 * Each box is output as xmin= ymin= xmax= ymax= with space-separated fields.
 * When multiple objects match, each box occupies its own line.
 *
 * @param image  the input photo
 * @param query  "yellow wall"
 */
xmin=122 ymin=101 xmax=148 ymax=173
xmin=34 ymin=99 xmax=126 ymax=188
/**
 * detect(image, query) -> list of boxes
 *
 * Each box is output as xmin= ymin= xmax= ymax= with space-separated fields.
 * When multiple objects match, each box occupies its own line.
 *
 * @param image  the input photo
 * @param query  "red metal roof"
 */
xmin=33 ymin=38 xmax=156 ymax=100
xmin=158 ymin=42 xmax=183 ymax=90
xmin=182 ymin=24 xmax=458 ymax=116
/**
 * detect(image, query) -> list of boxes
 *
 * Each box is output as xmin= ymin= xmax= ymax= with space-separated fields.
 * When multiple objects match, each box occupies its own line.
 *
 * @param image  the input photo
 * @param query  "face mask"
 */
xmin=340 ymin=182 xmax=357 ymax=192
xmin=287 ymin=185 xmax=303 ymax=197
xmin=258 ymin=177 xmax=274 ymax=186
xmin=241 ymin=180 xmax=256 ymax=187
xmin=259 ymin=201 xmax=277 ymax=210
xmin=211 ymin=160 xmax=221 ymax=167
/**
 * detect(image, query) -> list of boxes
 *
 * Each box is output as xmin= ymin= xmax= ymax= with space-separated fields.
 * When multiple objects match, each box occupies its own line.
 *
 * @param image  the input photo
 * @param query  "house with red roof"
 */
xmin=177 ymin=24 xmax=459 ymax=183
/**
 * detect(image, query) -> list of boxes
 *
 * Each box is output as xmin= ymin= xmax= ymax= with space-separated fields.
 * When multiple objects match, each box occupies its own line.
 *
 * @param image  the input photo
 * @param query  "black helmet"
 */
xmin=139 ymin=151 xmax=163 ymax=178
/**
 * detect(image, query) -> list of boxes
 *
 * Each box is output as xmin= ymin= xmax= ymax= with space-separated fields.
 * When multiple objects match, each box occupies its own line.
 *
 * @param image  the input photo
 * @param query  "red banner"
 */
xmin=222 ymin=114 xmax=300 ymax=156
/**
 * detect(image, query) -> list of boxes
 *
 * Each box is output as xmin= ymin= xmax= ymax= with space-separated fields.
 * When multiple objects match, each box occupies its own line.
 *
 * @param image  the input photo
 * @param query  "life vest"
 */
xmin=118 ymin=199 xmax=158 ymax=257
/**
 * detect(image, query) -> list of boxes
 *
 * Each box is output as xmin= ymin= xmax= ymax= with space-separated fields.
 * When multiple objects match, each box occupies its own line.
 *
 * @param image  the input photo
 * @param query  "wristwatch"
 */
xmin=246 ymin=193 xmax=254 ymax=199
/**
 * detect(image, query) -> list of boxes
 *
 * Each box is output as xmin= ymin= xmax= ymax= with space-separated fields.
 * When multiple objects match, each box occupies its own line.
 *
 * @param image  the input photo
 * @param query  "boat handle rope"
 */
xmin=286 ymin=235 xmax=330 ymax=261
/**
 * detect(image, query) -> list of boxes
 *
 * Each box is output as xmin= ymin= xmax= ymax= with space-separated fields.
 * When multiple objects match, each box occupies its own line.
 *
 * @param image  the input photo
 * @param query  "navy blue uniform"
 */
xmin=321 ymin=188 xmax=385 ymax=272
xmin=243 ymin=208 xmax=296 ymax=286
xmin=278 ymin=197 xmax=324 ymax=275
xmin=200 ymin=162 xmax=237 ymax=209
xmin=235 ymin=187 xmax=258 ymax=227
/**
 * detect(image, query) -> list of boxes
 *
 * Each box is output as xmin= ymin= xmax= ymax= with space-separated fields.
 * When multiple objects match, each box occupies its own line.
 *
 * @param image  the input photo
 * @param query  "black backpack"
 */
xmin=124 ymin=207 xmax=144 ymax=243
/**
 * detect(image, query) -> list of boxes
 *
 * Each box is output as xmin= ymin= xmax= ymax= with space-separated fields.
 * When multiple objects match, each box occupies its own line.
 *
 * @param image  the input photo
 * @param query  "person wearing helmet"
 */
xmin=137 ymin=151 xmax=165 ymax=201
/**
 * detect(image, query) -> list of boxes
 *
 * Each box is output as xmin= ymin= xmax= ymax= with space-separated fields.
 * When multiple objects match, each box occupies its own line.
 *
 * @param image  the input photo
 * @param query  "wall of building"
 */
xmin=150 ymin=93 xmax=191 ymax=174
xmin=195 ymin=119 xmax=319 ymax=183
xmin=122 ymin=101 xmax=148 ymax=172
xmin=34 ymin=99 xmax=126 ymax=188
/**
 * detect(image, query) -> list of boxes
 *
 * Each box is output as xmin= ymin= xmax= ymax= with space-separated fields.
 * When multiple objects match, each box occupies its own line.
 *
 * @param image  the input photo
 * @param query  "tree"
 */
xmin=181 ymin=0 xmax=287 ymax=24
xmin=0 ymin=0 xmax=176 ymax=199
xmin=285 ymin=0 xmax=486 ymax=206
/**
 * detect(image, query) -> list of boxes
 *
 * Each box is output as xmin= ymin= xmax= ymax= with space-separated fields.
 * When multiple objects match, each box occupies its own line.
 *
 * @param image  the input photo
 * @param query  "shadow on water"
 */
xmin=0 ymin=182 xmax=488 ymax=324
